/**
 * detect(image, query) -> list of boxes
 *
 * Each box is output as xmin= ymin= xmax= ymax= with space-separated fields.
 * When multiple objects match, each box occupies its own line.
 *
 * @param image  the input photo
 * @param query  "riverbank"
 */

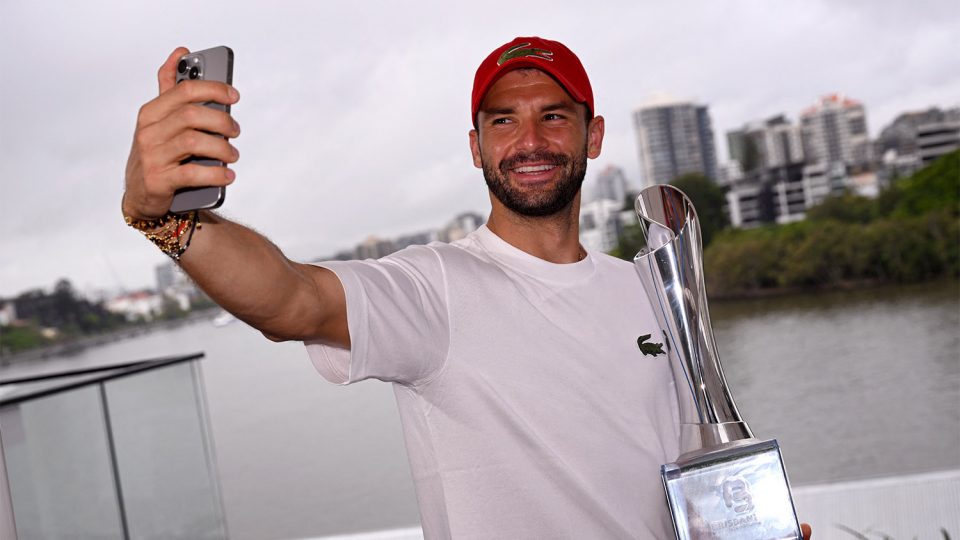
xmin=0 ymin=307 xmax=220 ymax=368
xmin=707 ymin=275 xmax=958 ymax=302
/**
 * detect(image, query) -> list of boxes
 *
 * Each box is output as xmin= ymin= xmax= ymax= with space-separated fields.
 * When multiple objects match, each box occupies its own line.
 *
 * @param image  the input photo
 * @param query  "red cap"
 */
xmin=471 ymin=36 xmax=594 ymax=126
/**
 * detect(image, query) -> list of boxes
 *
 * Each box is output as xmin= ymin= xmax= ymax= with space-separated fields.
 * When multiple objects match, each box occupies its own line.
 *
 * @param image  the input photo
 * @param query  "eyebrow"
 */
xmin=541 ymin=102 xmax=578 ymax=113
xmin=482 ymin=106 xmax=516 ymax=116
xmin=481 ymin=101 xmax=579 ymax=117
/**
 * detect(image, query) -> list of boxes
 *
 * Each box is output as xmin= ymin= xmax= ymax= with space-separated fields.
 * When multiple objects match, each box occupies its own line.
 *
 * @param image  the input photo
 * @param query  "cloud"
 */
xmin=1 ymin=0 xmax=958 ymax=296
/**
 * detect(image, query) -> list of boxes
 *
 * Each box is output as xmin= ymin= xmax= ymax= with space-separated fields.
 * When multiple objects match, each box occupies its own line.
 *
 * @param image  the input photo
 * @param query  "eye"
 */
xmin=491 ymin=117 xmax=511 ymax=125
xmin=544 ymin=113 xmax=566 ymax=121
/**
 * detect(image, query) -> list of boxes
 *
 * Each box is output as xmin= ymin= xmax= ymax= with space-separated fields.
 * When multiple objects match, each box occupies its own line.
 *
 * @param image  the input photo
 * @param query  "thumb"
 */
xmin=157 ymin=47 xmax=190 ymax=94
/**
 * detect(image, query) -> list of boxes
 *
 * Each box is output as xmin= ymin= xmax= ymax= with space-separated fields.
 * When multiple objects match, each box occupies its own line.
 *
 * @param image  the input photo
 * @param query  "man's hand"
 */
xmin=802 ymin=522 xmax=812 ymax=539
xmin=119 ymin=49 xmax=350 ymax=347
xmin=123 ymin=47 xmax=241 ymax=220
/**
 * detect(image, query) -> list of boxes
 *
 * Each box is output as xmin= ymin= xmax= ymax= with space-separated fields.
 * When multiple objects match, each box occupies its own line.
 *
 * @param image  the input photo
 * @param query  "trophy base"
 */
xmin=679 ymin=421 xmax=754 ymax=456
xmin=661 ymin=438 xmax=801 ymax=540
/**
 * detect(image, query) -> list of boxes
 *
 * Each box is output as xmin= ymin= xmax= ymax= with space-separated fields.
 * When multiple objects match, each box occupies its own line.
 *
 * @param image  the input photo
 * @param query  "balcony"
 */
xmin=0 ymin=353 xmax=227 ymax=539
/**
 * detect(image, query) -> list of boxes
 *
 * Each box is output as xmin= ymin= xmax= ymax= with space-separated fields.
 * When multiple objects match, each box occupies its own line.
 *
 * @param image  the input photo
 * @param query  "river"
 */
xmin=2 ymin=280 xmax=958 ymax=539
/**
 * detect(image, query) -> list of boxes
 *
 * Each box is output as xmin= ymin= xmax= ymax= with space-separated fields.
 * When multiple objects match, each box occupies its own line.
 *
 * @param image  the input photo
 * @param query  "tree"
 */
xmin=888 ymin=150 xmax=959 ymax=218
xmin=669 ymin=173 xmax=730 ymax=247
xmin=806 ymin=192 xmax=875 ymax=224
xmin=611 ymin=222 xmax=646 ymax=260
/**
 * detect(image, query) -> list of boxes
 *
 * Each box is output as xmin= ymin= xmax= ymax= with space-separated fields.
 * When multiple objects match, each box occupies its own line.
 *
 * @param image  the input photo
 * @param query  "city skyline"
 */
xmin=2 ymin=0 xmax=958 ymax=298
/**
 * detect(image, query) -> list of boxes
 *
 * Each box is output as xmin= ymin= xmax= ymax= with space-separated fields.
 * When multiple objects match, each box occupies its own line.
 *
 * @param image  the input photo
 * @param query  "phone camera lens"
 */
xmin=188 ymin=66 xmax=200 ymax=79
xmin=177 ymin=60 xmax=187 ymax=74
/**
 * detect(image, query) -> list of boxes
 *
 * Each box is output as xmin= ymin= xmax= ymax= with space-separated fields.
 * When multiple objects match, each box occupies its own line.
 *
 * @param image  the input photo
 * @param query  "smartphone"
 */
xmin=170 ymin=46 xmax=234 ymax=213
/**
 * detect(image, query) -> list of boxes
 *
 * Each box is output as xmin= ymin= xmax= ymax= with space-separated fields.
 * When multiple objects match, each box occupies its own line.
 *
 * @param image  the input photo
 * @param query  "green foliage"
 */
xmin=864 ymin=210 xmax=958 ymax=282
xmin=0 ymin=325 xmax=50 ymax=354
xmin=885 ymin=150 xmax=959 ymax=218
xmin=778 ymin=221 xmax=860 ymax=286
xmin=14 ymin=278 xmax=125 ymax=333
xmin=189 ymin=292 xmax=219 ymax=311
xmin=160 ymin=296 xmax=188 ymax=320
xmin=2 ymin=278 xmax=210 ymax=355
xmin=805 ymin=192 xmax=876 ymax=224
xmin=610 ymin=175 xmax=729 ymax=260
xmin=611 ymin=222 xmax=646 ymax=260
xmin=704 ymin=227 xmax=786 ymax=292
xmin=698 ymin=154 xmax=960 ymax=297
xmin=670 ymin=173 xmax=730 ymax=247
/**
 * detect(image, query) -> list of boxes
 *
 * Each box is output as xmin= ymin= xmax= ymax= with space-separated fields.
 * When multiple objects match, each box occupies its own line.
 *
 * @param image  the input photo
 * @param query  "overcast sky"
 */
xmin=1 ymin=0 xmax=958 ymax=298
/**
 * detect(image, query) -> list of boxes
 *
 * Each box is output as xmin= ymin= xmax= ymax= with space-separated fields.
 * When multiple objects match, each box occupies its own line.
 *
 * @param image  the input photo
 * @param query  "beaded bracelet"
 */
xmin=125 ymin=211 xmax=200 ymax=261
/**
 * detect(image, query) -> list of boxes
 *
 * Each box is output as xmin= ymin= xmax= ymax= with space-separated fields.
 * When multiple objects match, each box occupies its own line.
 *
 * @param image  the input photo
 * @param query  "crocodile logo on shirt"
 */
xmin=637 ymin=334 xmax=665 ymax=357
xmin=497 ymin=43 xmax=554 ymax=65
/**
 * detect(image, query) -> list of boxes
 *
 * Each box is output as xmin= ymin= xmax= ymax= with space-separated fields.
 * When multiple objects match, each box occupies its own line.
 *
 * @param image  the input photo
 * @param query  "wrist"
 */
xmin=120 ymin=192 xmax=165 ymax=223
xmin=125 ymin=210 xmax=200 ymax=261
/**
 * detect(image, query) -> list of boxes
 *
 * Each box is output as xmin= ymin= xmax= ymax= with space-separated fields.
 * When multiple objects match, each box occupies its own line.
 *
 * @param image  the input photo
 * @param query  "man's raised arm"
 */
xmin=122 ymin=48 xmax=349 ymax=347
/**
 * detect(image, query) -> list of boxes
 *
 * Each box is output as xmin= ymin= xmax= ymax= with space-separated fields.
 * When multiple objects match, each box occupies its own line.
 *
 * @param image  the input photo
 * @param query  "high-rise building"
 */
xmin=916 ymin=120 xmax=960 ymax=165
xmin=799 ymin=94 xmax=871 ymax=171
xmin=725 ymin=163 xmax=810 ymax=228
xmin=727 ymin=114 xmax=804 ymax=173
xmin=356 ymin=236 xmax=396 ymax=260
xmin=155 ymin=261 xmax=197 ymax=295
xmin=579 ymin=198 xmax=628 ymax=253
xmin=725 ymin=115 xmax=810 ymax=228
xmin=155 ymin=261 xmax=180 ymax=293
xmin=320 ymin=212 xmax=487 ymax=261
xmin=634 ymin=97 xmax=718 ymax=188
xmin=717 ymin=161 xmax=744 ymax=187
xmin=155 ymin=261 xmax=199 ymax=311
xmin=440 ymin=212 xmax=485 ymax=242
xmin=874 ymin=107 xmax=959 ymax=159
xmin=592 ymin=165 xmax=629 ymax=205
xmin=874 ymin=106 xmax=959 ymax=185
xmin=801 ymin=162 xmax=848 ymax=207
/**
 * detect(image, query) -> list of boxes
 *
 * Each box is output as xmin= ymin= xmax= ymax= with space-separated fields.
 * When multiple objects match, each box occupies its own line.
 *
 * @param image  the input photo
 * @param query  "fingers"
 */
xmin=156 ymin=163 xmax=236 ymax=190
xmin=801 ymin=522 xmax=812 ymax=539
xmin=170 ymin=79 xmax=240 ymax=109
xmin=148 ymin=128 xmax=240 ymax=171
xmin=141 ymin=102 xmax=241 ymax=150
xmin=158 ymin=47 xmax=190 ymax=94
xmin=124 ymin=163 xmax=235 ymax=220
xmin=139 ymin=80 xmax=240 ymax=127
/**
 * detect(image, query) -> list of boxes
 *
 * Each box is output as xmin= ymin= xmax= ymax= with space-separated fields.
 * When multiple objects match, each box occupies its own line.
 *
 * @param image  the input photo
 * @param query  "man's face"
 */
xmin=469 ymin=69 xmax=604 ymax=218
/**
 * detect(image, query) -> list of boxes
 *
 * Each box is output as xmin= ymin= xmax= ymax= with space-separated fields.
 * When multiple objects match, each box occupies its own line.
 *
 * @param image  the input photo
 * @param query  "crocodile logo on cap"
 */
xmin=498 ymin=43 xmax=554 ymax=65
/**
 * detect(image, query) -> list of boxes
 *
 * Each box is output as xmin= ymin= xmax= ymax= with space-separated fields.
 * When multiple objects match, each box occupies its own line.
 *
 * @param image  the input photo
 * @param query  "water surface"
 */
xmin=3 ymin=280 xmax=957 ymax=538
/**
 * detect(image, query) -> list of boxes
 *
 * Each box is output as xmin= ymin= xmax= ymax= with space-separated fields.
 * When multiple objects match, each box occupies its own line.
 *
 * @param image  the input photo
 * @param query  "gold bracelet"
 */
xmin=125 ymin=211 xmax=200 ymax=261
xmin=125 ymin=212 xmax=175 ymax=231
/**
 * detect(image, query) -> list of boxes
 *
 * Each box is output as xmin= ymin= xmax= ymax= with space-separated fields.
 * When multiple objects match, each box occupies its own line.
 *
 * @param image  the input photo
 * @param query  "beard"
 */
xmin=482 ymin=147 xmax=588 ymax=217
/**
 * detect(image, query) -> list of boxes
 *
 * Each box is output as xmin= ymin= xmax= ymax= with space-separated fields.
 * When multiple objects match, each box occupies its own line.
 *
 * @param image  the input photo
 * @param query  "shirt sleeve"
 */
xmin=304 ymin=245 xmax=450 ymax=387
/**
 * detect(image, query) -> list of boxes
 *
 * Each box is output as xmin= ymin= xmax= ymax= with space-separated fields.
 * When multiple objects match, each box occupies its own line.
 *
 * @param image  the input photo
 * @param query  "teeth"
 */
xmin=514 ymin=164 xmax=554 ymax=173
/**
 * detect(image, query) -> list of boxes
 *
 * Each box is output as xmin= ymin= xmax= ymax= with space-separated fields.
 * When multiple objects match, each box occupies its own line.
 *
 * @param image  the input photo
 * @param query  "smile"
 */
xmin=511 ymin=164 xmax=556 ymax=173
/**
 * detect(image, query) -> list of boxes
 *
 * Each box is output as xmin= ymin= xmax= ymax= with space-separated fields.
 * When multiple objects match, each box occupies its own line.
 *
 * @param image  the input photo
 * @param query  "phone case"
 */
xmin=170 ymin=46 xmax=234 ymax=213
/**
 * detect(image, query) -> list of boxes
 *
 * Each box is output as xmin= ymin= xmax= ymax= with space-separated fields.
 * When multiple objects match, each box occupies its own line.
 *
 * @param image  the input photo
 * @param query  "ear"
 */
xmin=586 ymin=115 xmax=604 ymax=159
xmin=469 ymin=129 xmax=483 ymax=168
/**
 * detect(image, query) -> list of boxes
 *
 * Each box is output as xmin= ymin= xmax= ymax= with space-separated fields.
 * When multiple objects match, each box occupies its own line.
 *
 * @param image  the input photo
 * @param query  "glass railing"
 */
xmin=0 ymin=353 xmax=227 ymax=539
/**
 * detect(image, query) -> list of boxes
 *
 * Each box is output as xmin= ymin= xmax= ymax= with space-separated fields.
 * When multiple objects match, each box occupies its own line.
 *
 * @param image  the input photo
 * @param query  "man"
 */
xmin=124 ymin=37 xmax=809 ymax=539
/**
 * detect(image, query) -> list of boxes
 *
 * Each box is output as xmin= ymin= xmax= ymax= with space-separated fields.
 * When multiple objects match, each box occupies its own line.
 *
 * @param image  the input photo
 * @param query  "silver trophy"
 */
xmin=633 ymin=185 xmax=802 ymax=540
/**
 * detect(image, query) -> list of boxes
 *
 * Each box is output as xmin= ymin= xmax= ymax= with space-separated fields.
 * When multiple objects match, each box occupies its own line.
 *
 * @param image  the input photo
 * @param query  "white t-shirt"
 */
xmin=306 ymin=225 xmax=681 ymax=539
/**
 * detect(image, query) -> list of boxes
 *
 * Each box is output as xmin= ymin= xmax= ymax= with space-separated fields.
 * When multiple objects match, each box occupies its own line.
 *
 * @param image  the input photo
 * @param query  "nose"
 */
xmin=515 ymin=119 xmax=549 ymax=152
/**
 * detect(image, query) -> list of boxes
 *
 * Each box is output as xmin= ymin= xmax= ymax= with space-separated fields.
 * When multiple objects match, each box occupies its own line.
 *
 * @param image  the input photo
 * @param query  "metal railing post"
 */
xmin=0 ymin=422 xmax=18 ymax=539
xmin=99 ymin=383 xmax=130 ymax=540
